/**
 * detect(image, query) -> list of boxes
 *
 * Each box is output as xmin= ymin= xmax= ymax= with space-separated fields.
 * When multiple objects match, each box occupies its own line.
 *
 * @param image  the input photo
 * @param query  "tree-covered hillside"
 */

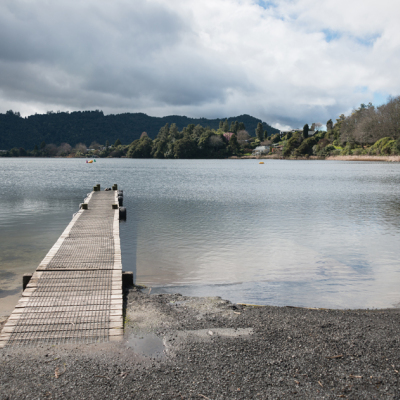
xmin=0 ymin=110 xmax=279 ymax=150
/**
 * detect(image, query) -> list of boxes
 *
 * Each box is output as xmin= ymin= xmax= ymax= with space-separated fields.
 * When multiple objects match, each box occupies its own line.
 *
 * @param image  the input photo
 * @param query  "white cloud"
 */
xmin=0 ymin=0 xmax=399 ymax=129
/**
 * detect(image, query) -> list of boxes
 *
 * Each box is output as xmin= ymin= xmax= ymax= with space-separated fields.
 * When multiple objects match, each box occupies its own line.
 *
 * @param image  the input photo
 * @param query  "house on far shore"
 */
xmin=252 ymin=145 xmax=270 ymax=156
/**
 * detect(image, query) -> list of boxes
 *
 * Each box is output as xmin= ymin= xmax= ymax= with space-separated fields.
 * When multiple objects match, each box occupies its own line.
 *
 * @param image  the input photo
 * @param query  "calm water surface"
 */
xmin=1 ymin=158 xmax=400 ymax=315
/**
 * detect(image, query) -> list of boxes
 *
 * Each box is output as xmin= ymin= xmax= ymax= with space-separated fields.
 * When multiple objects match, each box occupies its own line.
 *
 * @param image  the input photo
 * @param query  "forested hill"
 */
xmin=0 ymin=110 xmax=279 ymax=150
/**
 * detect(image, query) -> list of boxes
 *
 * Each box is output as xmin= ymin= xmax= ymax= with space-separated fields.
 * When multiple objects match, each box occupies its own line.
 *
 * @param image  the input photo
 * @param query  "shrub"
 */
xmin=368 ymin=137 xmax=400 ymax=155
xmin=324 ymin=144 xmax=336 ymax=155
xmin=353 ymin=148 xmax=363 ymax=155
xmin=341 ymin=143 xmax=354 ymax=155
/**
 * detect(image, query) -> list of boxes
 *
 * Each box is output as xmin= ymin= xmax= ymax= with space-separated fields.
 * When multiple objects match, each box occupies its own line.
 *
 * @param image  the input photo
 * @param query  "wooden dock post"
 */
xmin=22 ymin=274 xmax=32 ymax=291
xmin=122 ymin=271 xmax=134 ymax=287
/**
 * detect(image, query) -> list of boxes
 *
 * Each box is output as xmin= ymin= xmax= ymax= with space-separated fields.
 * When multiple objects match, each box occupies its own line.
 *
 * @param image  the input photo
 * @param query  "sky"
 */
xmin=0 ymin=0 xmax=399 ymax=130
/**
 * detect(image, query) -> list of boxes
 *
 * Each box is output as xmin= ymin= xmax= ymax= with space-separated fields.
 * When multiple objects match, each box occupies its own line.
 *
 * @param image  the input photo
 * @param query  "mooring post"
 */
xmin=96 ymin=184 xmax=101 ymax=191
xmin=112 ymin=184 xmax=118 ymax=190
xmin=81 ymin=203 xmax=88 ymax=209
xmin=122 ymin=271 xmax=134 ymax=288
xmin=23 ymin=273 xmax=32 ymax=291
xmin=119 ymin=207 xmax=126 ymax=220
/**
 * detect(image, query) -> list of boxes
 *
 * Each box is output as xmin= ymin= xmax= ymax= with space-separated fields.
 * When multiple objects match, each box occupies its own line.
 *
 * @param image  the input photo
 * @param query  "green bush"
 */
xmin=341 ymin=142 xmax=354 ymax=155
xmin=352 ymin=148 xmax=363 ymax=155
xmin=368 ymin=137 xmax=399 ymax=155
xmin=381 ymin=140 xmax=399 ymax=155
xmin=324 ymin=144 xmax=336 ymax=154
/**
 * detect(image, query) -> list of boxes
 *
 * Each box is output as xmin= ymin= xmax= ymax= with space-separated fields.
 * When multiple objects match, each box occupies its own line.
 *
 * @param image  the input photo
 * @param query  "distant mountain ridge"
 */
xmin=0 ymin=110 xmax=279 ymax=150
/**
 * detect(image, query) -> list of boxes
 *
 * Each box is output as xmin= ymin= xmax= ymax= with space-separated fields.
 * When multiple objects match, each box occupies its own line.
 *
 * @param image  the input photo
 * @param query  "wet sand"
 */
xmin=1 ymin=288 xmax=400 ymax=399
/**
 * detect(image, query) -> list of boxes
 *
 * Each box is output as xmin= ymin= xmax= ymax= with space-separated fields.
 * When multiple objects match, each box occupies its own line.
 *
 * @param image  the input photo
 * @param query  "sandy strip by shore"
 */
xmin=1 ymin=289 xmax=399 ymax=399
xmin=326 ymin=155 xmax=400 ymax=162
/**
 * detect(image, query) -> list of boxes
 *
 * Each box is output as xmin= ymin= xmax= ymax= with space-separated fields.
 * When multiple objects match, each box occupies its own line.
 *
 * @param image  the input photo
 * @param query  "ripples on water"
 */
xmin=1 ymin=158 xmax=400 ymax=313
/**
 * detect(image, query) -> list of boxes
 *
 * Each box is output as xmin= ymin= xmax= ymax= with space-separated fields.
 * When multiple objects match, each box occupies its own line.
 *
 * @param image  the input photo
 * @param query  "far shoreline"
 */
xmin=232 ymin=154 xmax=400 ymax=162
xmin=2 ymin=155 xmax=400 ymax=162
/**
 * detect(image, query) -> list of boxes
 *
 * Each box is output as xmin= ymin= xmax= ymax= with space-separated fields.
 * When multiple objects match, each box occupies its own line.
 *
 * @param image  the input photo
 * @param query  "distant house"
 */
xmin=252 ymin=145 xmax=270 ymax=156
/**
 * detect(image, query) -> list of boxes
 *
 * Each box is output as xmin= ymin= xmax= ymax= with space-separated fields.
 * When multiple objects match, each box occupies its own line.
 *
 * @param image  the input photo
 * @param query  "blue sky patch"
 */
xmin=256 ymin=0 xmax=277 ymax=9
xmin=373 ymin=91 xmax=389 ymax=106
xmin=355 ymin=33 xmax=381 ymax=48
xmin=323 ymin=29 xmax=341 ymax=43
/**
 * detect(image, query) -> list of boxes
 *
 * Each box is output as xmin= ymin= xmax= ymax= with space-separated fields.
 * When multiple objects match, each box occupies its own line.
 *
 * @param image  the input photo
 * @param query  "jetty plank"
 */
xmin=0 ymin=190 xmax=124 ymax=347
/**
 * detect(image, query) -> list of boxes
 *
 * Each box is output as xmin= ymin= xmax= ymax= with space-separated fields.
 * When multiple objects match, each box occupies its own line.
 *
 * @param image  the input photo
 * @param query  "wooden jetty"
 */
xmin=0 ymin=187 xmax=124 ymax=348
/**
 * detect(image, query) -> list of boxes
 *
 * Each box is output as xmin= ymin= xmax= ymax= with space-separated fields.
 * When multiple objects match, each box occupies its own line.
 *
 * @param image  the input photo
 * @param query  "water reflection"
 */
xmin=0 ymin=158 xmax=400 ymax=311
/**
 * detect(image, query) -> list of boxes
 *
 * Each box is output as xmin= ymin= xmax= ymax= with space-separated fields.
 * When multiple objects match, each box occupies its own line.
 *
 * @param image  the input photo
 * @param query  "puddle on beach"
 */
xmin=126 ymin=333 xmax=165 ymax=359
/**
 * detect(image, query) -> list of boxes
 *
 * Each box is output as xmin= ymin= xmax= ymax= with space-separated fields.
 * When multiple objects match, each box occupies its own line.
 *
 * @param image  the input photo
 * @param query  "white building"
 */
xmin=252 ymin=145 xmax=270 ymax=156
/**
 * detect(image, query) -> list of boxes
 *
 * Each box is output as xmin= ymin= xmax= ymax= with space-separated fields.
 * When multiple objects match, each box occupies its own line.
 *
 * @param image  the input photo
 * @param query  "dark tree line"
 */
xmin=0 ymin=110 xmax=278 ymax=151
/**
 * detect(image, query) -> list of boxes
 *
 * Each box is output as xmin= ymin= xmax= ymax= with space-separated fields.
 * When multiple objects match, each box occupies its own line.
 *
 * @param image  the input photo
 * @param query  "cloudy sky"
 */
xmin=0 ymin=0 xmax=399 ymax=129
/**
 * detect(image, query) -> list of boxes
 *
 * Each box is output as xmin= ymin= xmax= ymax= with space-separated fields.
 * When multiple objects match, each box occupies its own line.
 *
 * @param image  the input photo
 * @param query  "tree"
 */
xmin=283 ymin=136 xmax=298 ymax=157
xmin=326 ymin=119 xmax=333 ymax=131
xmin=89 ymin=141 xmax=101 ymax=150
xmin=193 ymin=124 xmax=205 ymax=138
xmin=127 ymin=137 xmax=153 ymax=158
xmin=222 ymin=119 xmax=229 ymax=132
xmin=169 ymin=124 xmax=179 ymax=138
xmin=315 ymin=122 xmax=323 ymax=131
xmin=209 ymin=135 xmax=224 ymax=149
xmin=237 ymin=130 xmax=250 ymax=146
xmin=105 ymin=140 xmax=110 ymax=149
xmin=228 ymin=133 xmax=240 ymax=155
xmin=40 ymin=141 xmax=46 ymax=150
xmin=271 ymin=133 xmax=281 ymax=143
xmin=74 ymin=143 xmax=87 ymax=155
xmin=255 ymin=122 xmax=264 ymax=141
xmin=238 ymin=122 xmax=246 ymax=131
xmin=10 ymin=148 xmax=19 ymax=157
xmin=185 ymin=124 xmax=195 ymax=136
xmin=230 ymin=121 xmax=238 ymax=133
xmin=303 ymin=124 xmax=309 ymax=139
xmin=44 ymin=144 xmax=58 ymax=157
xmin=173 ymin=137 xmax=198 ymax=158
xmin=114 ymin=139 xmax=121 ymax=147
xmin=57 ymin=143 xmax=72 ymax=156
xmin=295 ymin=136 xmax=318 ymax=156
xmin=157 ymin=124 xmax=169 ymax=140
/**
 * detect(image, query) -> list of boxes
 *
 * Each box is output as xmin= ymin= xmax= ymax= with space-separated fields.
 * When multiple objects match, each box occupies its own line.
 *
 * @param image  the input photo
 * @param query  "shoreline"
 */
xmin=2 ymin=155 xmax=400 ymax=162
xmin=236 ymin=155 xmax=400 ymax=162
xmin=1 ymin=289 xmax=400 ymax=399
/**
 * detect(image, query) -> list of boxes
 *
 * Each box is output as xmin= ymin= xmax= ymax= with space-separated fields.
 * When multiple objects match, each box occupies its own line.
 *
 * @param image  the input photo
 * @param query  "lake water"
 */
xmin=1 ymin=158 xmax=400 ymax=315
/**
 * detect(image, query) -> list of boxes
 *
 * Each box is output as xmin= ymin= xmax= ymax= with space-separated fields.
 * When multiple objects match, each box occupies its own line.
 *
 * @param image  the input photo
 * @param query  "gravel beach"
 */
xmin=1 ymin=288 xmax=399 ymax=399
